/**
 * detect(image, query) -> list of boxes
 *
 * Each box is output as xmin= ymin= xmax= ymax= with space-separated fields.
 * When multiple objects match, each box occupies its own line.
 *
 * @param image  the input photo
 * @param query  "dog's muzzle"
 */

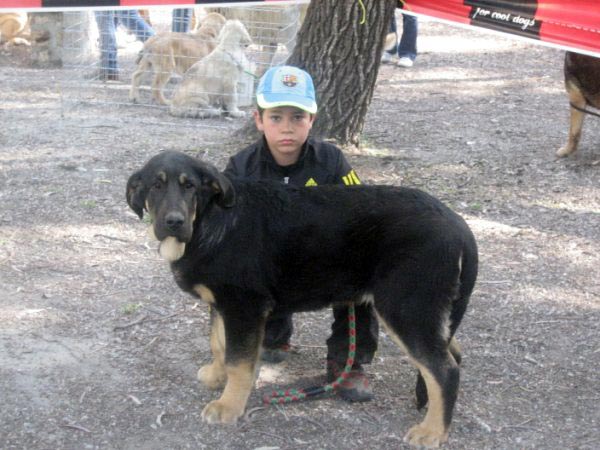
xmin=151 ymin=211 xmax=193 ymax=262
xmin=165 ymin=211 xmax=185 ymax=234
xmin=153 ymin=210 xmax=193 ymax=244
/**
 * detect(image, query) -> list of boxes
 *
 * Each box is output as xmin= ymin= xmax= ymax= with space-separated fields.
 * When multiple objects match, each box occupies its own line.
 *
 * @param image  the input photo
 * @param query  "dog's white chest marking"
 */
xmin=159 ymin=237 xmax=186 ymax=262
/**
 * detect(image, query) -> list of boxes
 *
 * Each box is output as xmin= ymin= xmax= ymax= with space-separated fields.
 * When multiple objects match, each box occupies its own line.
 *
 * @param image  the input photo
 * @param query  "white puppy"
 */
xmin=169 ymin=20 xmax=252 ymax=119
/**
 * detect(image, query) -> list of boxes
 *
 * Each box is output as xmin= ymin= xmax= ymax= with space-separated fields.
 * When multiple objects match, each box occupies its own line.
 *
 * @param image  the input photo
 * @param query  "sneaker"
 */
xmin=381 ymin=52 xmax=394 ymax=64
xmin=261 ymin=344 xmax=291 ymax=363
xmin=397 ymin=57 xmax=414 ymax=68
xmin=326 ymin=360 xmax=374 ymax=402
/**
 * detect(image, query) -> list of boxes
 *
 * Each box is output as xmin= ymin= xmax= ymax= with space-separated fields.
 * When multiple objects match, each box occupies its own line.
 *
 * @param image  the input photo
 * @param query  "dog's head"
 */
xmin=126 ymin=151 xmax=235 ymax=261
xmin=219 ymin=19 xmax=252 ymax=49
xmin=196 ymin=12 xmax=226 ymax=40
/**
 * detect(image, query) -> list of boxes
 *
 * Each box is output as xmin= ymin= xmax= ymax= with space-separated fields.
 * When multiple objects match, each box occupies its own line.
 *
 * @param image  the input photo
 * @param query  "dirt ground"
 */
xmin=1 ymin=18 xmax=599 ymax=450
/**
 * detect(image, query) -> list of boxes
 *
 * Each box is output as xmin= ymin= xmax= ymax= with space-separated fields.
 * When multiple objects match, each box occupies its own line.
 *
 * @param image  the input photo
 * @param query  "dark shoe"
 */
xmin=261 ymin=344 xmax=291 ymax=363
xmin=327 ymin=360 xmax=374 ymax=402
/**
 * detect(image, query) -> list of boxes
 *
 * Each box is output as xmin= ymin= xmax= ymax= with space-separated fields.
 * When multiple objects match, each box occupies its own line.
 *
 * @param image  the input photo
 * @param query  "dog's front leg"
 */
xmin=198 ymin=307 xmax=227 ymax=390
xmin=201 ymin=299 xmax=265 ymax=424
xmin=222 ymin=80 xmax=245 ymax=118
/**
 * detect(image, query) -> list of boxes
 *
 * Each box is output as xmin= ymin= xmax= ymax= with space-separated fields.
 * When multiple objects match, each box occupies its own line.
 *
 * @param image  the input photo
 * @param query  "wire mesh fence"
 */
xmin=60 ymin=4 xmax=306 ymax=125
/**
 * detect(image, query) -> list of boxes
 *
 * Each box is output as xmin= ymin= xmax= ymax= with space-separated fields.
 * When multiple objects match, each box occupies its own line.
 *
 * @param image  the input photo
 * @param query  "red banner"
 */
xmin=404 ymin=0 xmax=600 ymax=57
xmin=1 ymin=0 xmax=598 ymax=56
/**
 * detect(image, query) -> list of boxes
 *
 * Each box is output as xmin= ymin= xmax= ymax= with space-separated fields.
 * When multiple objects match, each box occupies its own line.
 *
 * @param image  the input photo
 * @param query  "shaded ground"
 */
xmin=1 ymin=18 xmax=599 ymax=450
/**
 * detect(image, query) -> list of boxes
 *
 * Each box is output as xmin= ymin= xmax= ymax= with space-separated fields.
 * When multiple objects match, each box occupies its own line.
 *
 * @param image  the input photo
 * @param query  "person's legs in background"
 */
xmin=261 ymin=313 xmax=294 ymax=363
xmin=397 ymin=13 xmax=418 ymax=67
xmin=93 ymin=10 xmax=154 ymax=81
xmin=93 ymin=11 xmax=118 ymax=80
xmin=115 ymin=10 xmax=155 ymax=43
xmin=172 ymin=9 xmax=193 ymax=33
xmin=326 ymin=303 xmax=379 ymax=402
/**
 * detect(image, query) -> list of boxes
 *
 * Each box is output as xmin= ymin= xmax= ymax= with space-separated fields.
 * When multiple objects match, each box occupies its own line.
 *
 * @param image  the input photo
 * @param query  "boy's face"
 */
xmin=254 ymin=106 xmax=315 ymax=166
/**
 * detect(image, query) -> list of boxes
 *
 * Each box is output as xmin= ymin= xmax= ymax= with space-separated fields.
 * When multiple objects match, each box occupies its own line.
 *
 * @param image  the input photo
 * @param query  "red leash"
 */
xmin=263 ymin=305 xmax=357 ymax=405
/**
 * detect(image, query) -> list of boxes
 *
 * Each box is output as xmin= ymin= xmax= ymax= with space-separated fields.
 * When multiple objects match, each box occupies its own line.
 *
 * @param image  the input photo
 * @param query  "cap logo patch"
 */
xmin=282 ymin=74 xmax=298 ymax=87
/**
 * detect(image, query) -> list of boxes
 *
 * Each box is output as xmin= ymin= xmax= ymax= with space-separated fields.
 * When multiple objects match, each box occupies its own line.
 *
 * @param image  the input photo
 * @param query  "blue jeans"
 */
xmin=172 ymin=9 xmax=193 ymax=33
xmin=388 ymin=13 xmax=418 ymax=61
xmin=94 ymin=10 xmax=154 ymax=75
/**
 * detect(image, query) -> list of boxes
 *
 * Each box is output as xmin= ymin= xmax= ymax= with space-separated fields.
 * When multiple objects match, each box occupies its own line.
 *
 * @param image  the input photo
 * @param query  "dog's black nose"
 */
xmin=165 ymin=212 xmax=185 ymax=231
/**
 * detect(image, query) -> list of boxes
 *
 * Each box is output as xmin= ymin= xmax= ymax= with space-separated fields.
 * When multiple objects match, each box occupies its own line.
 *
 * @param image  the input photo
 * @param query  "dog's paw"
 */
xmin=403 ymin=423 xmax=448 ymax=448
xmin=201 ymin=399 xmax=243 ymax=424
xmin=556 ymin=145 xmax=575 ymax=157
xmin=198 ymin=363 xmax=226 ymax=390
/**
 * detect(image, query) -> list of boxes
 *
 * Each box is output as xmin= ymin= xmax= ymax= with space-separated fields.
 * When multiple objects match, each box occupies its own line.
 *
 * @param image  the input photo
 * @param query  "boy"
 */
xmin=224 ymin=66 xmax=378 ymax=402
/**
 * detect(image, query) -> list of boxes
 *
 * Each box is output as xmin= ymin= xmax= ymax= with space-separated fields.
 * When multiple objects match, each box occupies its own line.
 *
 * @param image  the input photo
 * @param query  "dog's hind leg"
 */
xmin=151 ymin=70 xmax=173 ymax=105
xmin=557 ymin=80 xmax=586 ymax=157
xmin=414 ymin=336 xmax=462 ymax=410
xmin=376 ymin=305 xmax=459 ymax=448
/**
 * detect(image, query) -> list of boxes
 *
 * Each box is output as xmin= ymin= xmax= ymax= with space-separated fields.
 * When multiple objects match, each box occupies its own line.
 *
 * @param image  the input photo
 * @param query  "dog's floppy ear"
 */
xmin=194 ymin=161 xmax=235 ymax=208
xmin=211 ymin=172 xmax=235 ymax=208
xmin=126 ymin=170 xmax=148 ymax=219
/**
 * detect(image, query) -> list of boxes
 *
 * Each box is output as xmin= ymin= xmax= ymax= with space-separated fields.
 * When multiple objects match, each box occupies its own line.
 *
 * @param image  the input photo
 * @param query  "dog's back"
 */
xmin=564 ymin=52 xmax=600 ymax=106
xmin=140 ymin=13 xmax=224 ymax=74
xmin=181 ymin=181 xmax=477 ymax=319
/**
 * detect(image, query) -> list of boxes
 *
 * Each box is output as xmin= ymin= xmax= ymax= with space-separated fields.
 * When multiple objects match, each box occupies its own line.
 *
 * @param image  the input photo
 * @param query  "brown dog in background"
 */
xmin=557 ymin=51 xmax=600 ymax=157
xmin=0 ymin=12 xmax=30 ymax=46
xmin=129 ymin=12 xmax=226 ymax=105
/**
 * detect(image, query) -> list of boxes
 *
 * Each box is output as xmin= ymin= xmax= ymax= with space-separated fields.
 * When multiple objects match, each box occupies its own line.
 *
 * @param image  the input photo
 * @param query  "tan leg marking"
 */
xmin=449 ymin=336 xmax=461 ymax=363
xmin=557 ymin=82 xmax=586 ymax=157
xmin=147 ymin=224 xmax=158 ymax=241
xmin=198 ymin=310 xmax=226 ymax=390
xmin=193 ymin=284 xmax=216 ymax=304
xmin=376 ymin=313 xmax=449 ymax=448
xmin=201 ymin=361 xmax=255 ymax=424
xmin=403 ymin=363 xmax=448 ymax=448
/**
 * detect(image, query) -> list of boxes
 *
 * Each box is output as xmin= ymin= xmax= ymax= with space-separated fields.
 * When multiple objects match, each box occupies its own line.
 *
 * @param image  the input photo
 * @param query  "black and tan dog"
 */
xmin=126 ymin=151 xmax=478 ymax=448
xmin=557 ymin=51 xmax=600 ymax=157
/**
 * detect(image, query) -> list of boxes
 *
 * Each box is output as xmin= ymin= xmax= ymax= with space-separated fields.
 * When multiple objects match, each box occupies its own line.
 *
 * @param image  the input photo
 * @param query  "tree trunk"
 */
xmin=287 ymin=0 xmax=397 ymax=148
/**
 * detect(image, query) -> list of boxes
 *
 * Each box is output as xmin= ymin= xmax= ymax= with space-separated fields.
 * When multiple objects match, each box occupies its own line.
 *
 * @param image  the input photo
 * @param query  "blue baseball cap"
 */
xmin=256 ymin=65 xmax=317 ymax=114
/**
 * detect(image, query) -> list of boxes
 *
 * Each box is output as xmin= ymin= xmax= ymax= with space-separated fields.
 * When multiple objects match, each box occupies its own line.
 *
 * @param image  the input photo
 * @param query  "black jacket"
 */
xmin=224 ymin=137 xmax=361 ymax=187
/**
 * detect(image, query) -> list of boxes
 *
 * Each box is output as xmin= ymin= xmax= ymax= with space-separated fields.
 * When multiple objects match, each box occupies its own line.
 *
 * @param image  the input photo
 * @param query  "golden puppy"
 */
xmin=0 ymin=12 xmax=29 ymax=46
xmin=169 ymin=20 xmax=252 ymax=119
xmin=129 ymin=12 xmax=226 ymax=105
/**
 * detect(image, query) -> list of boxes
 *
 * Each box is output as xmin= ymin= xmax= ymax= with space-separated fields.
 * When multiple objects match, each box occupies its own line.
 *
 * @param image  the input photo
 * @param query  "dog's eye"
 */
xmin=184 ymin=181 xmax=195 ymax=190
xmin=153 ymin=181 xmax=162 ymax=189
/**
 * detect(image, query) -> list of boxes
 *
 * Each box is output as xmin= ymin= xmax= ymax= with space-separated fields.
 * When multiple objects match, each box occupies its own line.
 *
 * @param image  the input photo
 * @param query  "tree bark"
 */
xmin=287 ymin=0 xmax=397 ymax=148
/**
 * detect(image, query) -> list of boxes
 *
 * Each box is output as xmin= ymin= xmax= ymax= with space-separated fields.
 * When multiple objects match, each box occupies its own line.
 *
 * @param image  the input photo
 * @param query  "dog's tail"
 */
xmin=449 ymin=241 xmax=478 ymax=338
